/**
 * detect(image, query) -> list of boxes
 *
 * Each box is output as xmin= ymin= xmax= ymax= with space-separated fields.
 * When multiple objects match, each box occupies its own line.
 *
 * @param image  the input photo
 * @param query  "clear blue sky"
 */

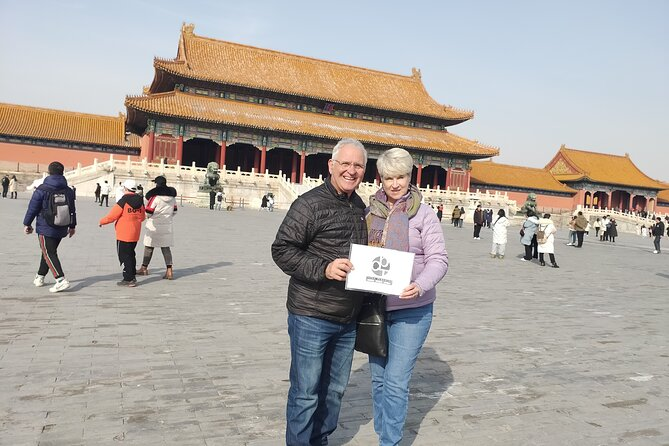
xmin=1 ymin=0 xmax=667 ymax=182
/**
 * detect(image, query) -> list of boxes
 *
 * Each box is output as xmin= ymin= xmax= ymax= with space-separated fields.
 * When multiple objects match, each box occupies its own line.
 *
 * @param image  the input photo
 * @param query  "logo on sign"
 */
xmin=371 ymin=256 xmax=390 ymax=276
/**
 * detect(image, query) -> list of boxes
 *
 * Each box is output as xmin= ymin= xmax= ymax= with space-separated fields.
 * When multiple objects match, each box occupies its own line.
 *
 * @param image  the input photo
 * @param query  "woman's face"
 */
xmin=382 ymin=173 xmax=410 ymax=204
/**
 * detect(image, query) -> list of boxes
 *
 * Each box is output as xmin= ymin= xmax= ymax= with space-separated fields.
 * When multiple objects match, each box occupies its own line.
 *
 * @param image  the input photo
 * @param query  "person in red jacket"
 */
xmin=99 ymin=179 xmax=146 ymax=286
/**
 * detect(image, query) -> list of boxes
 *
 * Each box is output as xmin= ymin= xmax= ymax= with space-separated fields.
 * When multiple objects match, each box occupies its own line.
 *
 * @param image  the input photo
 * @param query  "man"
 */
xmin=473 ymin=204 xmax=484 ymax=239
xmin=22 ymin=161 xmax=76 ymax=293
xmin=115 ymin=181 xmax=125 ymax=203
xmin=99 ymin=179 xmax=146 ymax=287
xmin=99 ymin=180 xmax=111 ymax=207
xmin=574 ymin=211 xmax=588 ymax=247
xmin=651 ymin=217 xmax=665 ymax=254
xmin=272 ymin=138 xmax=368 ymax=446
xmin=1 ymin=175 xmax=9 ymax=198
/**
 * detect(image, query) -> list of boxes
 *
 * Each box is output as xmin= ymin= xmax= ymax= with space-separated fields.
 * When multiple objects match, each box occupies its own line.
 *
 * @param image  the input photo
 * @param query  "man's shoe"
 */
xmin=117 ymin=279 xmax=137 ymax=287
xmin=49 ymin=278 xmax=69 ymax=293
xmin=551 ymin=264 xmax=560 ymax=268
xmin=566 ymin=243 xmax=573 ymax=246
xmin=498 ymin=255 xmax=504 ymax=259
xmin=33 ymin=274 xmax=45 ymax=287
xmin=653 ymin=250 xmax=659 ymax=254
xmin=540 ymin=261 xmax=546 ymax=266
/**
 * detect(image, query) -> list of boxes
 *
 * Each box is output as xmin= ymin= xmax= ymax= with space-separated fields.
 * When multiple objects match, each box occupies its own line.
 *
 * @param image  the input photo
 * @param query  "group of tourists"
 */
xmin=22 ymin=162 xmax=178 ymax=292
xmin=450 ymin=205 xmax=465 ymax=227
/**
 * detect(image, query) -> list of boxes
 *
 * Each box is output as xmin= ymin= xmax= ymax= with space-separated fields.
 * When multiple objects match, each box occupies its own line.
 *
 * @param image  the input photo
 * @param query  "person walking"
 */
xmin=2 ymin=175 xmax=9 ymax=198
xmin=490 ymin=209 xmax=510 ymax=259
xmin=574 ymin=211 xmax=588 ymax=247
xmin=451 ymin=205 xmax=461 ymax=227
xmin=271 ymin=138 xmax=368 ymax=446
xmin=436 ymin=204 xmax=443 ymax=222
xmin=473 ymin=204 xmax=484 ymax=239
xmin=567 ymin=216 xmax=577 ymax=245
xmin=537 ymin=213 xmax=559 ymax=268
xmin=608 ymin=218 xmax=618 ymax=242
xmin=22 ymin=161 xmax=76 ymax=293
xmin=593 ymin=218 xmax=602 ymax=238
xmin=99 ymin=180 xmax=111 ymax=206
xmin=99 ymin=179 xmax=146 ymax=287
xmin=364 ymin=147 xmax=448 ymax=446
xmin=214 ymin=190 xmax=224 ymax=210
xmin=94 ymin=182 xmax=101 ymax=203
xmin=9 ymin=175 xmax=18 ymax=199
xmin=459 ymin=206 xmax=465 ymax=228
xmin=136 ymin=176 xmax=178 ymax=279
xmin=651 ymin=217 xmax=664 ymax=254
xmin=520 ymin=210 xmax=540 ymax=262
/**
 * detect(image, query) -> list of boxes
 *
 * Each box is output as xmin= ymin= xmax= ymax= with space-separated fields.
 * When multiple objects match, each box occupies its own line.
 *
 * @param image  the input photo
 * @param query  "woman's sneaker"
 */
xmin=33 ymin=274 xmax=45 ymax=287
xmin=49 ymin=278 xmax=70 ymax=293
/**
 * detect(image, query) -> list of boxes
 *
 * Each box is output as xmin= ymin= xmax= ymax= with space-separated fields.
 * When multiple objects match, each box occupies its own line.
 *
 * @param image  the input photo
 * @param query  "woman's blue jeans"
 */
xmin=286 ymin=313 xmax=356 ymax=446
xmin=369 ymin=304 xmax=433 ymax=446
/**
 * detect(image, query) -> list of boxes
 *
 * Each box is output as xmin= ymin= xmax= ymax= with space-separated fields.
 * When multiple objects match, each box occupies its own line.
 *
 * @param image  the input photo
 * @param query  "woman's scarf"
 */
xmin=366 ymin=184 xmax=422 ymax=251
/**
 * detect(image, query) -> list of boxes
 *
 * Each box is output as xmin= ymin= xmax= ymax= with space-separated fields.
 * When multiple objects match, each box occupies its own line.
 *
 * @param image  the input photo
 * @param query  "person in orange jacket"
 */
xmin=99 ymin=179 xmax=146 ymax=287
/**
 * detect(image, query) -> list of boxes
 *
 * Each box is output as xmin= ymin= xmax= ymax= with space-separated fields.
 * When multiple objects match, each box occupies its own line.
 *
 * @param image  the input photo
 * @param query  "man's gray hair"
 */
xmin=332 ymin=138 xmax=367 ymax=165
xmin=376 ymin=147 xmax=414 ymax=178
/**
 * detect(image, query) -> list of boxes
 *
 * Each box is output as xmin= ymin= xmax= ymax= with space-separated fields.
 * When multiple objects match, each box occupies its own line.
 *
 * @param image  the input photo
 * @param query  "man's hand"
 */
xmin=399 ymin=282 xmax=422 ymax=300
xmin=325 ymin=258 xmax=354 ymax=281
xmin=24 ymin=225 xmax=33 ymax=235
xmin=68 ymin=228 xmax=76 ymax=238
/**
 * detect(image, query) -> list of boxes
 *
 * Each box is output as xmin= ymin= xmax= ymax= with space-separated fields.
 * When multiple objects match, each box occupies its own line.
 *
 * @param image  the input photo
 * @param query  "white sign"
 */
xmin=345 ymin=244 xmax=415 ymax=295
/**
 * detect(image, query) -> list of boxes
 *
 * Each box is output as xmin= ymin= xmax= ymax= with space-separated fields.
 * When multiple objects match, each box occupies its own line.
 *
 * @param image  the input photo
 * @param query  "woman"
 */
xmin=567 ymin=216 xmax=577 ymax=245
xmin=608 ymin=218 xmax=618 ymax=242
xmin=537 ymin=213 xmax=559 ymax=268
xmin=490 ymin=209 xmax=510 ymax=259
xmin=9 ymin=175 xmax=18 ymax=199
xmin=136 ymin=176 xmax=177 ymax=279
xmin=365 ymin=148 xmax=448 ymax=446
xmin=593 ymin=218 xmax=602 ymax=238
xmin=520 ymin=210 xmax=539 ymax=261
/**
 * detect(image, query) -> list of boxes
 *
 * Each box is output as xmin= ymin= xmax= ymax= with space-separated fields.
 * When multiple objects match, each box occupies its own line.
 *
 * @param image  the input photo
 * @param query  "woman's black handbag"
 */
xmin=355 ymin=294 xmax=388 ymax=358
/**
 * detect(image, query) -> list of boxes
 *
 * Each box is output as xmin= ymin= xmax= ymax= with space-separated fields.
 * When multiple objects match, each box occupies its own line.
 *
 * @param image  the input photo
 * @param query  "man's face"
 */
xmin=328 ymin=144 xmax=366 ymax=196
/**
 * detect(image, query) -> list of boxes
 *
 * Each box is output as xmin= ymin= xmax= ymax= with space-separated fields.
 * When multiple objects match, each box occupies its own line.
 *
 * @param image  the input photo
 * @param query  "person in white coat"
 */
xmin=136 ymin=176 xmax=177 ymax=279
xmin=537 ymin=213 xmax=559 ymax=268
xmin=490 ymin=209 xmax=510 ymax=259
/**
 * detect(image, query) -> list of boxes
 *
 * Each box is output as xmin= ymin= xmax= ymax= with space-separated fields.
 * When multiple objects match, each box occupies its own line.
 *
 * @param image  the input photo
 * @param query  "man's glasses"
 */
xmin=332 ymin=159 xmax=365 ymax=171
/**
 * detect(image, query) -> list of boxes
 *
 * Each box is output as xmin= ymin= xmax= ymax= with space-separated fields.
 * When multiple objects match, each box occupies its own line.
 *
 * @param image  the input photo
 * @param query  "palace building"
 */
xmin=545 ymin=145 xmax=666 ymax=213
xmin=124 ymin=24 xmax=498 ymax=190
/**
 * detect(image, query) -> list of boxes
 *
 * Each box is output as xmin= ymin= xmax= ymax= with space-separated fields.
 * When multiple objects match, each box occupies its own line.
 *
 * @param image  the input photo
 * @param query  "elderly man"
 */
xmin=272 ymin=138 xmax=368 ymax=446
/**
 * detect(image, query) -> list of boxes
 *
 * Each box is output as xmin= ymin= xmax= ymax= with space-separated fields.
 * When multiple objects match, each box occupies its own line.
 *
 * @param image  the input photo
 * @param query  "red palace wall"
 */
xmin=0 ymin=142 xmax=141 ymax=172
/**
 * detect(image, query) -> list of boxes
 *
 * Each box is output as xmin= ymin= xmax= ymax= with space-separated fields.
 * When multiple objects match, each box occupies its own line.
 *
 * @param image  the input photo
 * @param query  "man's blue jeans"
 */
xmin=286 ymin=313 xmax=356 ymax=446
xmin=369 ymin=304 xmax=433 ymax=446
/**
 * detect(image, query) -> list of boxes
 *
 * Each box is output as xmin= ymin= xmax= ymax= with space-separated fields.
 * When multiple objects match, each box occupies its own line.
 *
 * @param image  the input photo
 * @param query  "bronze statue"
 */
xmin=519 ymin=192 xmax=539 ymax=216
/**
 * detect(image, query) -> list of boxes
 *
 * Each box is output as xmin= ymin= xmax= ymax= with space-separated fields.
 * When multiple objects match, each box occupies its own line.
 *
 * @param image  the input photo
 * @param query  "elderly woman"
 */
xmin=365 ymin=147 xmax=448 ymax=446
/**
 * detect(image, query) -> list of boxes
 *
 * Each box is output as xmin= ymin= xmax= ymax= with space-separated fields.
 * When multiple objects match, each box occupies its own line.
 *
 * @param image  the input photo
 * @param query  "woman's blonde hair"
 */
xmin=376 ymin=147 xmax=414 ymax=178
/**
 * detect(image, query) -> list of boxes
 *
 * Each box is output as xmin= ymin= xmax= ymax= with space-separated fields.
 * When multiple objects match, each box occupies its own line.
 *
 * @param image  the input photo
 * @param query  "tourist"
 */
xmin=459 ymin=206 xmax=465 ymax=228
xmin=593 ymin=217 xmax=602 ymax=238
xmin=22 ymin=161 xmax=76 ymax=293
xmin=260 ymin=193 xmax=268 ymax=211
xmin=215 ymin=190 xmax=224 ymax=210
xmin=490 ymin=209 xmax=510 ymax=259
xmin=537 ymin=213 xmax=559 ymax=268
xmin=451 ymin=205 xmax=461 ymax=227
xmin=209 ymin=189 xmax=216 ymax=210
xmin=520 ymin=210 xmax=540 ymax=262
xmin=601 ymin=215 xmax=610 ymax=241
xmin=136 ymin=183 xmax=144 ymax=198
xmin=436 ymin=204 xmax=443 ymax=222
xmin=651 ymin=217 xmax=664 ymax=254
xmin=608 ymin=218 xmax=618 ymax=242
xmin=99 ymin=180 xmax=111 ymax=207
xmin=364 ymin=147 xmax=448 ymax=446
xmin=574 ymin=211 xmax=588 ymax=247
xmin=99 ymin=179 xmax=146 ymax=287
xmin=567 ymin=216 xmax=577 ymax=245
xmin=267 ymin=193 xmax=275 ymax=212
xmin=271 ymin=138 xmax=368 ymax=446
xmin=94 ymin=182 xmax=101 ymax=203
xmin=115 ymin=181 xmax=124 ymax=202
xmin=136 ymin=176 xmax=177 ymax=280
xmin=641 ymin=224 xmax=648 ymax=238
xmin=473 ymin=204 xmax=484 ymax=239
xmin=9 ymin=175 xmax=18 ymax=199
xmin=1 ymin=174 xmax=8 ymax=198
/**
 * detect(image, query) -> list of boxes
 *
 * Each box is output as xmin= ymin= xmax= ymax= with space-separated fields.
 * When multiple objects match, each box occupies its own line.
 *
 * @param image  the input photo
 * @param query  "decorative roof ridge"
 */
xmin=125 ymin=90 xmax=176 ymax=102
xmin=0 ymin=102 xmax=124 ymax=121
xmin=472 ymin=159 xmax=552 ymax=172
xmin=448 ymin=133 xmax=499 ymax=154
xmin=561 ymin=145 xmax=632 ymax=159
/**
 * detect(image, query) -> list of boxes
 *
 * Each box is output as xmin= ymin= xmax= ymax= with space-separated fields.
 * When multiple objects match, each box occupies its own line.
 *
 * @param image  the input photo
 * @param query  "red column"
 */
xmin=466 ymin=170 xmax=471 ymax=191
xmin=432 ymin=169 xmax=439 ymax=188
xmin=445 ymin=168 xmax=451 ymax=188
xmin=147 ymin=132 xmax=155 ymax=162
xmin=299 ymin=150 xmax=306 ymax=184
xmin=176 ymin=136 xmax=184 ymax=164
xmin=260 ymin=146 xmax=267 ymax=174
xmin=291 ymin=151 xmax=298 ymax=183
xmin=375 ymin=172 xmax=381 ymax=184
xmin=219 ymin=141 xmax=227 ymax=168
xmin=416 ymin=164 xmax=423 ymax=188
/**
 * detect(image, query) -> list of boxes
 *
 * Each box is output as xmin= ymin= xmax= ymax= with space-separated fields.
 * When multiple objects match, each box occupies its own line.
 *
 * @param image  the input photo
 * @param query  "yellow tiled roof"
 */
xmin=0 ymin=103 xmax=140 ymax=148
xmin=658 ymin=189 xmax=669 ymax=204
xmin=549 ymin=146 xmax=665 ymax=190
xmin=152 ymin=24 xmax=473 ymax=123
xmin=125 ymin=91 xmax=498 ymax=157
xmin=470 ymin=160 xmax=576 ymax=193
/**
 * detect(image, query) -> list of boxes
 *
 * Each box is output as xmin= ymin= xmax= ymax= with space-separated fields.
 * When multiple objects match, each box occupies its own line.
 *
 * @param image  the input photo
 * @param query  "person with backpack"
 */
xmin=22 ymin=161 xmax=76 ymax=293
xmin=99 ymin=179 xmax=146 ymax=287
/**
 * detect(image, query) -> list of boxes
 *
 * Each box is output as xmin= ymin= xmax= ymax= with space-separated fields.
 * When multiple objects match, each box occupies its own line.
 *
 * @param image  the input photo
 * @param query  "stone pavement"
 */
xmin=1 ymin=196 xmax=667 ymax=446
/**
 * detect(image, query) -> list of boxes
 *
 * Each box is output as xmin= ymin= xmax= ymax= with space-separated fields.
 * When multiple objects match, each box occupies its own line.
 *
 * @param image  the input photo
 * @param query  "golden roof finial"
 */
xmin=411 ymin=67 xmax=421 ymax=79
xmin=182 ymin=23 xmax=195 ymax=35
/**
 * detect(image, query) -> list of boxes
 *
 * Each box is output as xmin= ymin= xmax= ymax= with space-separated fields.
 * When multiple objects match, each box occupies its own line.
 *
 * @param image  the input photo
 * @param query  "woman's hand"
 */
xmin=399 ymin=282 xmax=421 ymax=299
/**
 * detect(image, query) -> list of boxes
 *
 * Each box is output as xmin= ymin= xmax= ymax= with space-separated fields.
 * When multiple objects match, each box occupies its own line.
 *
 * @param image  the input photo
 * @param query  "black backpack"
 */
xmin=39 ymin=185 xmax=72 ymax=227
